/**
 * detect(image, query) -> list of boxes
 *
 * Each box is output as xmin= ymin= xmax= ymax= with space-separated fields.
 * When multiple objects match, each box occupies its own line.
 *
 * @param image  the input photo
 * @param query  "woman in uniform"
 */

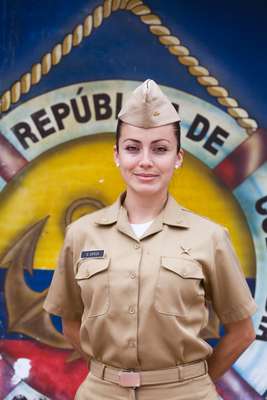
xmin=44 ymin=79 xmax=257 ymax=400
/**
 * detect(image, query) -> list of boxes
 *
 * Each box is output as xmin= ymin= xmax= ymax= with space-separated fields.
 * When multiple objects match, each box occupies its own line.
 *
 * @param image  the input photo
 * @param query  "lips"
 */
xmin=134 ymin=173 xmax=159 ymax=181
xmin=134 ymin=173 xmax=159 ymax=177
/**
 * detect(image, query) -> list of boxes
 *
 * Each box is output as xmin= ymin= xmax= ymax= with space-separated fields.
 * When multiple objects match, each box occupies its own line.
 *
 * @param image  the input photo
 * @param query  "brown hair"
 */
xmin=115 ymin=119 xmax=181 ymax=152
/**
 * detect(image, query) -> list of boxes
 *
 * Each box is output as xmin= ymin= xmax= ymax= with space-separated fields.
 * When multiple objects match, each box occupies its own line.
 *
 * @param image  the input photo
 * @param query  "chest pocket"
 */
xmin=154 ymin=256 xmax=205 ymax=317
xmin=75 ymin=257 xmax=110 ymax=317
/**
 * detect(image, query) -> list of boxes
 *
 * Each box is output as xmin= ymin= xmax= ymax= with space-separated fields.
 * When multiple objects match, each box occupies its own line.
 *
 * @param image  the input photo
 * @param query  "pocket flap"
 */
xmin=75 ymin=257 xmax=110 ymax=280
xmin=161 ymin=256 xmax=203 ymax=279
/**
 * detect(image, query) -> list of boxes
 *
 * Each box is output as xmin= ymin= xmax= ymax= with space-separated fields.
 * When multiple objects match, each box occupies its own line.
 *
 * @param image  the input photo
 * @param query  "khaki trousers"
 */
xmin=75 ymin=371 xmax=219 ymax=400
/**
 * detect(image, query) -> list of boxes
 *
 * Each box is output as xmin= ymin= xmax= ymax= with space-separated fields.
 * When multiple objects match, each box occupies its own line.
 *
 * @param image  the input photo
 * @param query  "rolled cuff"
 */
xmin=219 ymin=300 xmax=257 ymax=324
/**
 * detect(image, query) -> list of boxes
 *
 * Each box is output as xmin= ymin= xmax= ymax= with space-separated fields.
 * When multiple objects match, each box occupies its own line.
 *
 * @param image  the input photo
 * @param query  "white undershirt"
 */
xmin=130 ymin=220 xmax=154 ymax=238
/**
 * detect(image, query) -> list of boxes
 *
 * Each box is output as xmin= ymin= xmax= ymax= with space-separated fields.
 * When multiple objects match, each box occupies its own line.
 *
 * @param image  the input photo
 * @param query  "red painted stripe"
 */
xmin=0 ymin=339 xmax=87 ymax=400
xmin=216 ymin=368 xmax=262 ymax=399
xmin=0 ymin=354 xmax=15 ymax=399
xmin=0 ymin=133 xmax=28 ymax=181
xmin=213 ymin=129 xmax=267 ymax=190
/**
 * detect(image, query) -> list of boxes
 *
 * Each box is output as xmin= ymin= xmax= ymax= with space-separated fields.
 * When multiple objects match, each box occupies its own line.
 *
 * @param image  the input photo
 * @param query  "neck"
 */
xmin=123 ymin=189 xmax=168 ymax=223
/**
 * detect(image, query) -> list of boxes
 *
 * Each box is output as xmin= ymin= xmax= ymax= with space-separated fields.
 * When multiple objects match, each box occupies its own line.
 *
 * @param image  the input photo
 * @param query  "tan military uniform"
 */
xmin=44 ymin=192 xmax=257 ymax=399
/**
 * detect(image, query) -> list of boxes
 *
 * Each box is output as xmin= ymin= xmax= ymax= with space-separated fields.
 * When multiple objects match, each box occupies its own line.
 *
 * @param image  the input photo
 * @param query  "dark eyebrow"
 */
xmin=122 ymin=139 xmax=170 ymax=144
xmin=122 ymin=139 xmax=140 ymax=143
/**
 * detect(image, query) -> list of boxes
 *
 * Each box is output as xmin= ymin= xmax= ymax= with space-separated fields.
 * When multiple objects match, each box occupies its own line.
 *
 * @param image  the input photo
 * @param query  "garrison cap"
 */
xmin=118 ymin=79 xmax=180 ymax=128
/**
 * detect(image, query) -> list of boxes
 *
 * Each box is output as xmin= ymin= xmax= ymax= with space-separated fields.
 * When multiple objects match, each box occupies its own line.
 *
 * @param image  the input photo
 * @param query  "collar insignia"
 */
xmin=180 ymin=245 xmax=191 ymax=255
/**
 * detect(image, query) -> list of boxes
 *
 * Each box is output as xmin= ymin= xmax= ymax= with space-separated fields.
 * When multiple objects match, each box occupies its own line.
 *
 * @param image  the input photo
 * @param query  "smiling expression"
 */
xmin=114 ymin=122 xmax=183 ymax=196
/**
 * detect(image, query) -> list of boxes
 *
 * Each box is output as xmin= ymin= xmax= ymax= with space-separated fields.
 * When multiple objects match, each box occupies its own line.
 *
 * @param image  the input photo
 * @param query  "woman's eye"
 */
xmin=153 ymin=147 xmax=167 ymax=153
xmin=125 ymin=146 xmax=139 ymax=152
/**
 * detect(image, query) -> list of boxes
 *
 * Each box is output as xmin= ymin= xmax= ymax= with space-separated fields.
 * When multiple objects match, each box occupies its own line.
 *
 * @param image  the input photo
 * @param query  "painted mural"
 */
xmin=0 ymin=1 xmax=266 ymax=399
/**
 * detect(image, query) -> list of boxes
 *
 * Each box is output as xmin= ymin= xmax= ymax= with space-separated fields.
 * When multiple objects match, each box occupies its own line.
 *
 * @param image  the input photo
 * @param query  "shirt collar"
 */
xmin=95 ymin=192 xmax=189 ymax=229
xmin=162 ymin=194 xmax=189 ymax=228
xmin=94 ymin=192 xmax=125 ymax=225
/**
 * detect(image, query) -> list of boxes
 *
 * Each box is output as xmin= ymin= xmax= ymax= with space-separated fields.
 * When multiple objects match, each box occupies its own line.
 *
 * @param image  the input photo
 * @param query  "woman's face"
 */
xmin=114 ymin=123 xmax=183 ymax=196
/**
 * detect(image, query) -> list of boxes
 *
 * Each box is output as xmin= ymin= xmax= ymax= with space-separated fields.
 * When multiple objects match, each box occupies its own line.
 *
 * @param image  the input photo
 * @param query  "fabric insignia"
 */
xmin=81 ymin=250 xmax=105 ymax=258
xmin=180 ymin=245 xmax=191 ymax=255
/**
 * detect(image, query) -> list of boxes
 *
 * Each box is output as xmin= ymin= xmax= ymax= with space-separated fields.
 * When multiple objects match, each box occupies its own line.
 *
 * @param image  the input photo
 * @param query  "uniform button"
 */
xmin=128 ymin=306 xmax=136 ymax=314
xmin=130 ymin=272 xmax=136 ymax=279
xmin=134 ymin=243 xmax=140 ymax=249
xmin=128 ymin=340 xmax=136 ymax=348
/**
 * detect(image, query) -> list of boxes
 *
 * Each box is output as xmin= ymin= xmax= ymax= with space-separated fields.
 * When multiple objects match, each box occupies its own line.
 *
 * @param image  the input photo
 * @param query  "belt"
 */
xmin=90 ymin=359 xmax=208 ymax=388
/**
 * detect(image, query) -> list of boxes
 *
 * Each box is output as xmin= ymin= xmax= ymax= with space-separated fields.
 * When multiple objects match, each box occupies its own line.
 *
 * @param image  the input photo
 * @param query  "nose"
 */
xmin=138 ymin=149 xmax=154 ymax=168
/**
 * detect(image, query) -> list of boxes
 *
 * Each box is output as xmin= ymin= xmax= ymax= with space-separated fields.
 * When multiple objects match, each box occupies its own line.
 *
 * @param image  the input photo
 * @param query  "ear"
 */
xmin=113 ymin=144 xmax=120 ymax=166
xmin=175 ymin=149 xmax=184 ymax=169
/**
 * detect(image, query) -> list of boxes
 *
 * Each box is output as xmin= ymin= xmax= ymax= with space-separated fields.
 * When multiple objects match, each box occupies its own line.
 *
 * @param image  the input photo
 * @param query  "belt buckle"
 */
xmin=118 ymin=370 xmax=141 ymax=388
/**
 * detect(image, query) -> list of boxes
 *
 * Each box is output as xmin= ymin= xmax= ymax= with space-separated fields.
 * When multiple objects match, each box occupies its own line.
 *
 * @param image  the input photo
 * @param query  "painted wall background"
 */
xmin=0 ymin=1 xmax=266 ymax=399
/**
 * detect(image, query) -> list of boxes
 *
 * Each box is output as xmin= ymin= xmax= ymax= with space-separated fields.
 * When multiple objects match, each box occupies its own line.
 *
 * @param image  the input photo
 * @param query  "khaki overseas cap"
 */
xmin=118 ymin=79 xmax=180 ymax=128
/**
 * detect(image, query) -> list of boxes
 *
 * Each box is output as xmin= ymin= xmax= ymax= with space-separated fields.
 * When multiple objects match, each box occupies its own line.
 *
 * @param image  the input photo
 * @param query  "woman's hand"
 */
xmin=207 ymin=316 xmax=256 ymax=382
xmin=62 ymin=318 xmax=89 ymax=361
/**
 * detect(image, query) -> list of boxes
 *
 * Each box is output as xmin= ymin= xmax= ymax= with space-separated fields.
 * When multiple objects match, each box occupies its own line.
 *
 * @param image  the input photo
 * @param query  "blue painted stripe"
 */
xmin=0 ymin=177 xmax=6 ymax=192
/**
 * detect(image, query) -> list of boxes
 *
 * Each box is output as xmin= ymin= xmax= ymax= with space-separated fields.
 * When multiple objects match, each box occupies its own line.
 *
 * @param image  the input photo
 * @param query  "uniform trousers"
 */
xmin=75 ymin=370 xmax=219 ymax=400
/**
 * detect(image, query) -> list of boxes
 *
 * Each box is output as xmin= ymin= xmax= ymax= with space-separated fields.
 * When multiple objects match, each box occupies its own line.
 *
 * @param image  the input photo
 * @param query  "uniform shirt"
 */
xmin=43 ymin=192 xmax=257 ymax=371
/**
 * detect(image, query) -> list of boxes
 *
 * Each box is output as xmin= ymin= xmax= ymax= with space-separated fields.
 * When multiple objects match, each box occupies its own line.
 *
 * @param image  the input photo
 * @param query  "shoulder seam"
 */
xmin=181 ymin=208 xmax=227 ymax=230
